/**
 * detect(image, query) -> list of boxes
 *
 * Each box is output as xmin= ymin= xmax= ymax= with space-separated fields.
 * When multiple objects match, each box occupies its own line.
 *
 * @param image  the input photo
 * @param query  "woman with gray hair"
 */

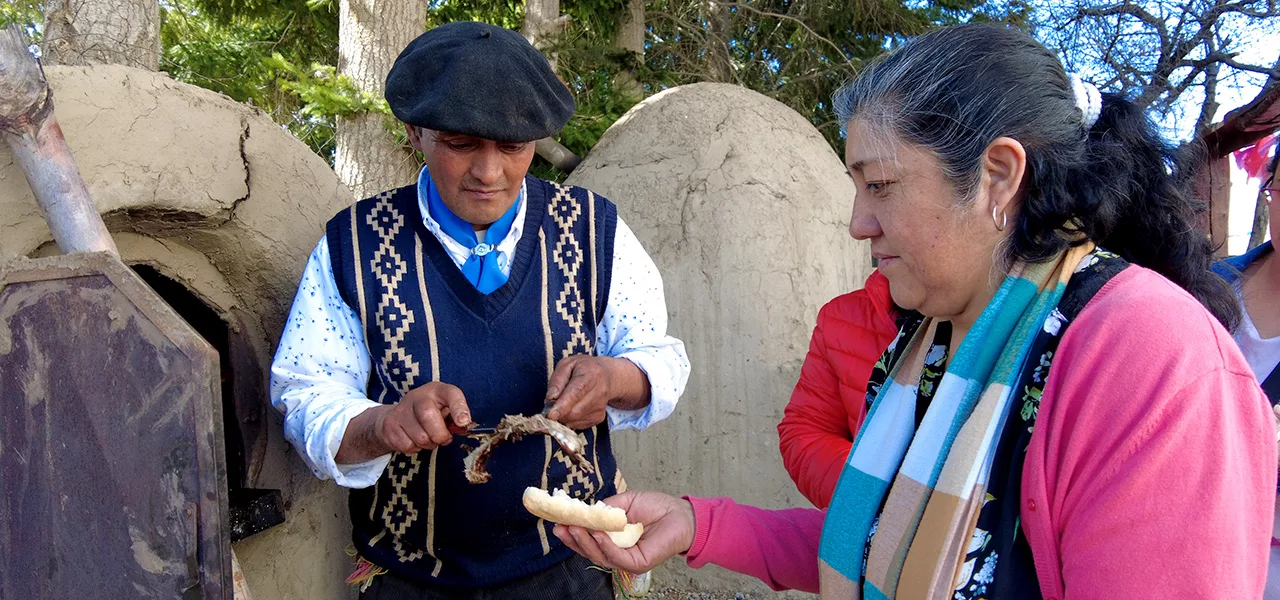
xmin=554 ymin=23 xmax=1275 ymax=599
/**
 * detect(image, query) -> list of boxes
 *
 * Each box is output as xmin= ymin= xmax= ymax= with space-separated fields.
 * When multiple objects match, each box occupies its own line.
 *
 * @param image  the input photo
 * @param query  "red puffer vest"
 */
xmin=777 ymin=270 xmax=898 ymax=508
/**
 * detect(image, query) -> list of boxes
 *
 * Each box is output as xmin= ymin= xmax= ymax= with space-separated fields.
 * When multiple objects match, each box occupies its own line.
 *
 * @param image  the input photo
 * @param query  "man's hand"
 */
xmin=336 ymin=382 xmax=472 ymax=464
xmin=545 ymin=355 xmax=650 ymax=430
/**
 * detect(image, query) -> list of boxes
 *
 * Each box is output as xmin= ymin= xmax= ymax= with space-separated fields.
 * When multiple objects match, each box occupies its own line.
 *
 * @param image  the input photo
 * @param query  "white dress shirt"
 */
xmin=270 ymin=175 xmax=690 ymax=488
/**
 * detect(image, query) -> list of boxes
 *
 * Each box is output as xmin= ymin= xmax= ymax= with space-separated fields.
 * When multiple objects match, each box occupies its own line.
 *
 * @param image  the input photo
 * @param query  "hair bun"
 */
xmin=1070 ymin=74 xmax=1103 ymax=128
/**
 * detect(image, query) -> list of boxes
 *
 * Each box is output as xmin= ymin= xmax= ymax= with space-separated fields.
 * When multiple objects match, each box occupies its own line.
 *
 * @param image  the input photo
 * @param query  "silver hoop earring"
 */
xmin=992 ymin=205 xmax=1007 ymax=232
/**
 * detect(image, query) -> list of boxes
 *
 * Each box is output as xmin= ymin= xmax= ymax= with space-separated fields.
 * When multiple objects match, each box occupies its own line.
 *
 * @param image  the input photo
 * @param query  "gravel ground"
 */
xmin=637 ymin=590 xmax=749 ymax=600
xmin=609 ymin=569 xmax=816 ymax=599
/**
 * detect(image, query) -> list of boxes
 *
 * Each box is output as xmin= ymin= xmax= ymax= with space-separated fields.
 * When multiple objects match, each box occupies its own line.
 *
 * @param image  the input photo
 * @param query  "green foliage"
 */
xmin=554 ymin=42 xmax=646 ymax=155
xmin=277 ymin=0 xmax=1025 ymax=173
xmin=266 ymin=55 xmax=390 ymax=118
xmin=532 ymin=39 xmax=648 ymax=181
xmin=0 ymin=0 xmax=43 ymax=43
xmin=639 ymin=0 xmax=1024 ymax=150
xmin=4 ymin=0 xmax=1023 ymax=174
xmin=428 ymin=0 xmax=524 ymax=30
xmin=563 ymin=0 xmax=628 ymax=39
xmin=160 ymin=0 xmax=341 ymax=158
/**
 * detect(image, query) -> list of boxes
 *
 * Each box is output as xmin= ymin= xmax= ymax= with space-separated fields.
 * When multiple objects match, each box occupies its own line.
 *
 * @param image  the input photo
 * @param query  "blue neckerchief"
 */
xmin=419 ymin=167 xmax=523 ymax=294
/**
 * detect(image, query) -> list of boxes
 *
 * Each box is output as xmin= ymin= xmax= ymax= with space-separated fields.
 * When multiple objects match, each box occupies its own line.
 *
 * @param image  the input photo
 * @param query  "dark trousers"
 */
xmin=359 ymin=554 xmax=613 ymax=600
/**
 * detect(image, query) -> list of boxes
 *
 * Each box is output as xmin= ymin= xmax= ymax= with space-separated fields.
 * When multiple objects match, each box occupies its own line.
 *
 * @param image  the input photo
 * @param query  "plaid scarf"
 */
xmin=818 ymin=243 xmax=1096 ymax=600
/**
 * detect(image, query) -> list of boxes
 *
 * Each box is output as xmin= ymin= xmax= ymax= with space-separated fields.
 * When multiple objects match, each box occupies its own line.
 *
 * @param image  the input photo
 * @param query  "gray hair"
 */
xmin=830 ymin=23 xmax=1241 ymax=330
xmin=833 ymin=24 xmax=1083 ymax=204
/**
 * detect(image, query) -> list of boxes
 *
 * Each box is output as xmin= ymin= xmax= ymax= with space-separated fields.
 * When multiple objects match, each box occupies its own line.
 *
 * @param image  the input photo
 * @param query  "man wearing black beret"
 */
xmin=269 ymin=20 xmax=690 ymax=599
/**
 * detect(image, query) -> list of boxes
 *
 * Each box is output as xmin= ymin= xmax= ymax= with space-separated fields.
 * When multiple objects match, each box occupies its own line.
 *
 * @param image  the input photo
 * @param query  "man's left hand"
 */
xmin=545 ymin=355 xmax=649 ymax=430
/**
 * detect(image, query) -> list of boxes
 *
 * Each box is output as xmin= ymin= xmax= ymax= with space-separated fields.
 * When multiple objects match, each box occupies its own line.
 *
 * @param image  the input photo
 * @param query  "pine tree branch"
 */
xmin=715 ymin=2 xmax=857 ymax=74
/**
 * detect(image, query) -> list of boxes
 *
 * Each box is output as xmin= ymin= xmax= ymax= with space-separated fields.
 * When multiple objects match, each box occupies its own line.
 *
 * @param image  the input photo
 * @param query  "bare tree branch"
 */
xmin=1041 ymin=0 xmax=1278 ymax=135
xmin=1166 ymin=59 xmax=1212 ymax=99
xmin=1195 ymin=61 xmax=1220 ymax=133
xmin=1078 ymin=2 xmax=1167 ymax=33
xmin=1217 ymin=0 xmax=1279 ymax=18
xmin=1266 ymin=53 xmax=1280 ymax=85
xmin=1208 ymin=52 xmax=1280 ymax=76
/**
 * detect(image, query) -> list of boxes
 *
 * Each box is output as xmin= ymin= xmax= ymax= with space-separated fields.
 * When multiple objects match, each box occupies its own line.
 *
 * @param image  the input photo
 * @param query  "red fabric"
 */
xmin=1233 ymin=134 xmax=1276 ymax=181
xmin=778 ymin=270 xmax=898 ymax=508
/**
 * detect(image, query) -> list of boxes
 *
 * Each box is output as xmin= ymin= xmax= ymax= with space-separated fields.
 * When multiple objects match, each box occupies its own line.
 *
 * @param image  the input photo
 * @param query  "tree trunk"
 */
xmin=334 ymin=0 xmax=424 ymax=199
xmin=522 ymin=0 xmax=568 ymax=69
xmin=1205 ymin=155 xmax=1232 ymax=257
xmin=703 ymin=1 xmax=733 ymax=83
xmin=521 ymin=0 xmax=582 ymax=172
xmin=42 ymin=0 xmax=159 ymax=70
xmin=1248 ymin=188 xmax=1270 ymax=251
xmin=613 ymin=0 xmax=645 ymax=102
xmin=616 ymin=0 xmax=645 ymax=55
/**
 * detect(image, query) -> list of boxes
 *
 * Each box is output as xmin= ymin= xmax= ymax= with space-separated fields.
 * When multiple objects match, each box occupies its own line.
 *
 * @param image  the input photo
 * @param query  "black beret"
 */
xmin=385 ymin=21 xmax=575 ymax=142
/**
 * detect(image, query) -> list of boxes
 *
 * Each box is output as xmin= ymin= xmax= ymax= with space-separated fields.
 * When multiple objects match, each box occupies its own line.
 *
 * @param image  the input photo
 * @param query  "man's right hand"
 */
xmin=336 ymin=382 xmax=472 ymax=464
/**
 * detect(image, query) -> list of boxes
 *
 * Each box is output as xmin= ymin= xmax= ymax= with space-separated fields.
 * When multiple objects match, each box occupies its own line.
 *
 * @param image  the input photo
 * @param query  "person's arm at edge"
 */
xmin=595 ymin=216 xmax=691 ymax=430
xmin=269 ymin=238 xmax=390 ymax=487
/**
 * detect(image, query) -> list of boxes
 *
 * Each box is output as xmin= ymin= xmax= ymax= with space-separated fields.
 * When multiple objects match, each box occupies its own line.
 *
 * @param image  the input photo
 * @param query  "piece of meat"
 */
xmin=462 ymin=414 xmax=593 ymax=484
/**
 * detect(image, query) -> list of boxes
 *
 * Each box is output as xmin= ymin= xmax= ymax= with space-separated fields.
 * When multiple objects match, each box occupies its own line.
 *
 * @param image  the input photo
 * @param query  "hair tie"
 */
xmin=1069 ymin=74 xmax=1102 ymax=128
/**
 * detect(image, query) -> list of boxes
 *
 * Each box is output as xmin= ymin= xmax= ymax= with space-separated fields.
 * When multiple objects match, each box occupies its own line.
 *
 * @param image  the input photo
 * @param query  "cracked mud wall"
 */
xmin=0 ymin=64 xmax=358 ymax=600
xmin=567 ymin=83 xmax=873 ymax=596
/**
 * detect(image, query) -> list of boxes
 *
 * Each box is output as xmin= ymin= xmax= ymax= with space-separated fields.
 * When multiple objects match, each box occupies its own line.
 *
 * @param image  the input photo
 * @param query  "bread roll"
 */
xmin=605 ymin=522 xmax=644 ymax=549
xmin=522 ymin=487 xmax=630 ymax=533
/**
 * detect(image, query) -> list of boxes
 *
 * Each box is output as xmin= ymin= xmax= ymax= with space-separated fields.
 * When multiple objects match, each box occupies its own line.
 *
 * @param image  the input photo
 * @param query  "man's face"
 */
xmin=408 ymin=126 xmax=536 ymax=228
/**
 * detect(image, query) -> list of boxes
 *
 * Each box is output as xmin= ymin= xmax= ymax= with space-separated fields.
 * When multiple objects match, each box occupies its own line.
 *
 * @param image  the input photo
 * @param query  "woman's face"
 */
xmin=844 ymin=120 xmax=1012 ymax=324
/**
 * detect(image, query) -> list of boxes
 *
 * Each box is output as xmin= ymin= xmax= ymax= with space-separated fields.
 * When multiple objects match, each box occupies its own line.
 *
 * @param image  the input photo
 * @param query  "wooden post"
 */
xmin=0 ymin=24 xmax=118 ymax=256
xmin=1207 ymin=155 xmax=1232 ymax=257
xmin=1248 ymin=187 xmax=1270 ymax=251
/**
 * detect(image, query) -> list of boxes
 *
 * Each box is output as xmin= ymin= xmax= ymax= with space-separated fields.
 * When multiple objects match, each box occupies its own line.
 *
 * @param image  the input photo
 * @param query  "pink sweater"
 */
xmin=686 ymin=267 xmax=1277 ymax=599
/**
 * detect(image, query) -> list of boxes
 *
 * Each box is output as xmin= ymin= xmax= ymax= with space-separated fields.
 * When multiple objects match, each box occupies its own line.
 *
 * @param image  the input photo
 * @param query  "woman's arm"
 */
xmin=553 ymin=492 xmax=825 ymax=594
xmin=686 ymin=497 xmax=826 ymax=593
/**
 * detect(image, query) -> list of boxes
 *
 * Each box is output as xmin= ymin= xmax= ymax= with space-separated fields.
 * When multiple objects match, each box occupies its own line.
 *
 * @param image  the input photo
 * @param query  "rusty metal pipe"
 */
xmin=0 ymin=24 xmax=118 ymax=256
xmin=535 ymin=137 xmax=582 ymax=174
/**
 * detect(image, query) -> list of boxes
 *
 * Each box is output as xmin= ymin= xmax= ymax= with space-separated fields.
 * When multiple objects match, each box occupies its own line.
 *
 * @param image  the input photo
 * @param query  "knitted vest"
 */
xmin=325 ymin=176 xmax=619 ymax=587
